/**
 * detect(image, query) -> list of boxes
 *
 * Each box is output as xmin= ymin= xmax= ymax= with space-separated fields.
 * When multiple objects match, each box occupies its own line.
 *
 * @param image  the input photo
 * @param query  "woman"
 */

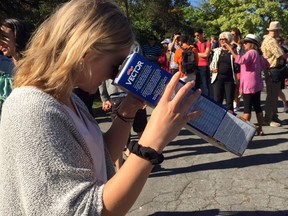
xmin=0 ymin=18 xmax=29 ymax=119
xmin=0 ymin=18 xmax=29 ymax=64
xmin=210 ymin=32 xmax=238 ymax=112
xmin=0 ymin=0 xmax=201 ymax=215
xmin=226 ymin=34 xmax=270 ymax=135
xmin=230 ymin=27 xmax=243 ymax=111
xmin=158 ymin=38 xmax=171 ymax=72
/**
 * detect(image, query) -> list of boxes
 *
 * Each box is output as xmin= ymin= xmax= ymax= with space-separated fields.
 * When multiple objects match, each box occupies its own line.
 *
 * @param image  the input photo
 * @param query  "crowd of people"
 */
xmin=0 ymin=0 xmax=288 ymax=214
xmin=149 ymin=22 xmax=288 ymax=134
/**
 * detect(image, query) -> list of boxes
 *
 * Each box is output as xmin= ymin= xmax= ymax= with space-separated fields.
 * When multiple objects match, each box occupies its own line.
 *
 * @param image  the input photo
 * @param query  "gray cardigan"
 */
xmin=0 ymin=87 xmax=115 ymax=215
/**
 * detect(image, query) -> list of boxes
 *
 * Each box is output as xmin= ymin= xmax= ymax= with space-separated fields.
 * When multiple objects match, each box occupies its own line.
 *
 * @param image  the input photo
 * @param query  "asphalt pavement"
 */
xmin=95 ymin=88 xmax=288 ymax=216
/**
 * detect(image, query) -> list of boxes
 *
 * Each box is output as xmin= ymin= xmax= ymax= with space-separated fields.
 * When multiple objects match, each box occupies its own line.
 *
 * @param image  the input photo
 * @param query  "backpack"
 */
xmin=181 ymin=47 xmax=197 ymax=74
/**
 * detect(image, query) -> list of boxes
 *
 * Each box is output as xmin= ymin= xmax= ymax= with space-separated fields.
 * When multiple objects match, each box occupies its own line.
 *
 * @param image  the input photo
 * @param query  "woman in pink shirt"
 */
xmin=226 ymin=34 xmax=270 ymax=135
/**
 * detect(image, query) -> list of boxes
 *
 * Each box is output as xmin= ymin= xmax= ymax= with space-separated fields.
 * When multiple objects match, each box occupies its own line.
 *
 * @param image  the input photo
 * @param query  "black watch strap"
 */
xmin=128 ymin=141 xmax=164 ymax=165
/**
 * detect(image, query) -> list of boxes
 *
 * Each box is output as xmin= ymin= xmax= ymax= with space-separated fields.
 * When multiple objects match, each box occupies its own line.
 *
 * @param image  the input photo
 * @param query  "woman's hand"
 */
xmin=211 ymin=68 xmax=218 ymax=73
xmin=117 ymin=93 xmax=146 ymax=118
xmin=139 ymin=72 xmax=201 ymax=153
xmin=223 ymin=42 xmax=232 ymax=50
xmin=102 ymin=101 xmax=112 ymax=111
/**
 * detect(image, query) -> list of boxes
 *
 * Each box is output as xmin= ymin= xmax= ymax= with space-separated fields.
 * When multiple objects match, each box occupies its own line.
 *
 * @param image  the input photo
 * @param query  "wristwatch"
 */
xmin=128 ymin=141 xmax=164 ymax=165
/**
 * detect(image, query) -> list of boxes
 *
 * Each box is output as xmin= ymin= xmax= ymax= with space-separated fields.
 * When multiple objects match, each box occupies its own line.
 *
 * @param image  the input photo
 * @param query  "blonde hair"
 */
xmin=14 ymin=0 xmax=134 ymax=99
xmin=219 ymin=32 xmax=233 ymax=43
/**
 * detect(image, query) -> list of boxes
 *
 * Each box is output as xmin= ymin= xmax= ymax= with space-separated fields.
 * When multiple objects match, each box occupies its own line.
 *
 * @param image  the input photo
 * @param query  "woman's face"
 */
xmin=76 ymin=47 xmax=131 ymax=94
xmin=0 ymin=25 xmax=16 ymax=57
xmin=243 ymin=42 xmax=252 ymax=50
xmin=219 ymin=37 xmax=228 ymax=48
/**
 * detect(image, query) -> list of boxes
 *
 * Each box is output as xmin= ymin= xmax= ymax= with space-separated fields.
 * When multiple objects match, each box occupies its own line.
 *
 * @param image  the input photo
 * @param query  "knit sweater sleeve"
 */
xmin=0 ymin=87 xmax=113 ymax=216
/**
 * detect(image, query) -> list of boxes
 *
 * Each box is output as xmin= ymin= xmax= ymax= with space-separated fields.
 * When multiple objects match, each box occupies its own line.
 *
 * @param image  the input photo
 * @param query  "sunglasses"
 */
xmin=219 ymin=38 xmax=227 ymax=41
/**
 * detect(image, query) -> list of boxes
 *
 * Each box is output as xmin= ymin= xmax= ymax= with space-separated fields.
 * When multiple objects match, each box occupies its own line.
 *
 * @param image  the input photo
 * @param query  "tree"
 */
xmin=198 ymin=0 xmax=288 ymax=38
xmin=0 ymin=0 xmax=66 ymax=32
xmin=115 ymin=0 xmax=194 ymax=44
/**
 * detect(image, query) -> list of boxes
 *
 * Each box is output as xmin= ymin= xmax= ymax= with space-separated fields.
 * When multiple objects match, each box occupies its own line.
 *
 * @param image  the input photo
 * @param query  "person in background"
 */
xmin=276 ymin=36 xmax=288 ymax=113
xmin=210 ymin=32 xmax=238 ymax=112
xmin=0 ymin=0 xmax=201 ymax=215
xmin=226 ymin=34 xmax=270 ymax=136
xmin=0 ymin=18 xmax=29 ymax=64
xmin=168 ymin=32 xmax=181 ymax=74
xmin=230 ymin=27 xmax=243 ymax=112
xmin=158 ymin=38 xmax=171 ymax=72
xmin=142 ymin=34 xmax=162 ymax=65
xmin=210 ymin=35 xmax=219 ymax=49
xmin=174 ymin=35 xmax=199 ymax=82
xmin=0 ymin=18 xmax=29 ymax=119
xmin=194 ymin=28 xmax=211 ymax=97
xmin=261 ymin=21 xmax=288 ymax=127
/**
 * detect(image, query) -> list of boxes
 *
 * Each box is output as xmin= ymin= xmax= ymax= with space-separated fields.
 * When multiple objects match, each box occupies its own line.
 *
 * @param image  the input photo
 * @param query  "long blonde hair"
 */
xmin=14 ymin=0 xmax=134 ymax=99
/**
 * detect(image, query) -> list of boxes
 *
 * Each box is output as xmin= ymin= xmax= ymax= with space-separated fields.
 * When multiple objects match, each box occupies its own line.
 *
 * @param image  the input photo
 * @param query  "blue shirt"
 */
xmin=142 ymin=44 xmax=162 ymax=58
xmin=0 ymin=55 xmax=14 ymax=76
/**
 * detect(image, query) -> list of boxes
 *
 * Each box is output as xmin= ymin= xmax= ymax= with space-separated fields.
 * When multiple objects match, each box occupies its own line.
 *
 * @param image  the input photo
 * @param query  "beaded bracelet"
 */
xmin=115 ymin=110 xmax=135 ymax=124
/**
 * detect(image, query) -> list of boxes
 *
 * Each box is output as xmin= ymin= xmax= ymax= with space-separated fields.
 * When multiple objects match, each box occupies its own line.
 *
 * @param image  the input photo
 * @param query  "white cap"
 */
xmin=161 ymin=38 xmax=171 ymax=44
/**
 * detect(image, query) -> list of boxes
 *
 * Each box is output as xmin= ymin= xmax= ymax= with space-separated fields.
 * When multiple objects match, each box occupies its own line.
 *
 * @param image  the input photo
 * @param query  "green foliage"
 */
xmin=1 ymin=0 xmax=287 ymax=45
xmin=206 ymin=0 xmax=288 ymax=38
xmin=0 ymin=0 xmax=66 ymax=32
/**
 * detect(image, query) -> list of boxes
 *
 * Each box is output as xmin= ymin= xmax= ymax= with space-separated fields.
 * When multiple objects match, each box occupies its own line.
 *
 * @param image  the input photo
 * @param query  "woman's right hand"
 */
xmin=138 ymin=72 xmax=201 ymax=153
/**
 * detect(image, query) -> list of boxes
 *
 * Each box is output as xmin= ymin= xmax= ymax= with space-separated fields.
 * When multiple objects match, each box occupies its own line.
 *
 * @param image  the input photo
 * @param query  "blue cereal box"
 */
xmin=114 ymin=53 xmax=256 ymax=156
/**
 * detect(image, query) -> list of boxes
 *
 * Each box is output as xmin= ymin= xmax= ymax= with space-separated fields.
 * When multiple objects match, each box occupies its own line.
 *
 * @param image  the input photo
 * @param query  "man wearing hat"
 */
xmin=261 ymin=21 xmax=288 ymax=127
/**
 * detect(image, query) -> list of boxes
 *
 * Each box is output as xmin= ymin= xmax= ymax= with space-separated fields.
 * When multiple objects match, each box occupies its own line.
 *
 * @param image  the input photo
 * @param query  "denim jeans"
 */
xmin=196 ymin=66 xmax=211 ymax=97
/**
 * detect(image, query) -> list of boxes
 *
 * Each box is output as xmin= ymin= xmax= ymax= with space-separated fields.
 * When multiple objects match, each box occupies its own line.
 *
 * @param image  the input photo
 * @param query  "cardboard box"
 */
xmin=114 ymin=53 xmax=256 ymax=156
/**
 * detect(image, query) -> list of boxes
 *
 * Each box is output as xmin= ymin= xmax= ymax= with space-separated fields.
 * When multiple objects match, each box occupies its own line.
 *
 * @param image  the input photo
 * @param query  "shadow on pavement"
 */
xmin=151 ymin=139 xmax=288 ymax=176
xmin=248 ymin=137 xmax=288 ymax=150
xmin=149 ymin=210 xmax=288 ymax=216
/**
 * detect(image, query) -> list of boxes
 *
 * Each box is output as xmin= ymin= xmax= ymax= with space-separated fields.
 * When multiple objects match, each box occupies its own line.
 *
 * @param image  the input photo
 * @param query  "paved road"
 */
xmin=96 ymin=88 xmax=288 ymax=216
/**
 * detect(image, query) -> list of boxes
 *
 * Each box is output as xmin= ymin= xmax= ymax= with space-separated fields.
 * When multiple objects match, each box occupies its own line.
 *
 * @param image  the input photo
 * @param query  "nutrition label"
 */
xmin=188 ymin=95 xmax=226 ymax=136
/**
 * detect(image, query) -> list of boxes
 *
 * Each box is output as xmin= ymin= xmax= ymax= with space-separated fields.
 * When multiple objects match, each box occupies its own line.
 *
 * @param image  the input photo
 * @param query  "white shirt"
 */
xmin=63 ymin=101 xmax=107 ymax=183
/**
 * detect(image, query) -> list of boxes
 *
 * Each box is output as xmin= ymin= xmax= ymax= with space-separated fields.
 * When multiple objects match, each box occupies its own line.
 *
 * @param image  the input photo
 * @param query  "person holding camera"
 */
xmin=168 ymin=32 xmax=181 ymax=74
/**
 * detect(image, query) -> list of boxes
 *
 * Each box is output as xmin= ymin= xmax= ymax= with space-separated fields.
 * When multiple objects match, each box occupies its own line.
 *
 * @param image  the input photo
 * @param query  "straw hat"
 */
xmin=267 ymin=21 xmax=282 ymax=31
xmin=242 ymin=34 xmax=260 ymax=47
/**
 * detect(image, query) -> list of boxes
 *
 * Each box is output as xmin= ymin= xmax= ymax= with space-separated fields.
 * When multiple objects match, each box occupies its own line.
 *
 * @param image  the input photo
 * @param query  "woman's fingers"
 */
xmin=182 ymin=88 xmax=201 ymax=112
xmin=161 ymin=72 xmax=181 ymax=102
xmin=171 ymin=80 xmax=198 ymax=109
